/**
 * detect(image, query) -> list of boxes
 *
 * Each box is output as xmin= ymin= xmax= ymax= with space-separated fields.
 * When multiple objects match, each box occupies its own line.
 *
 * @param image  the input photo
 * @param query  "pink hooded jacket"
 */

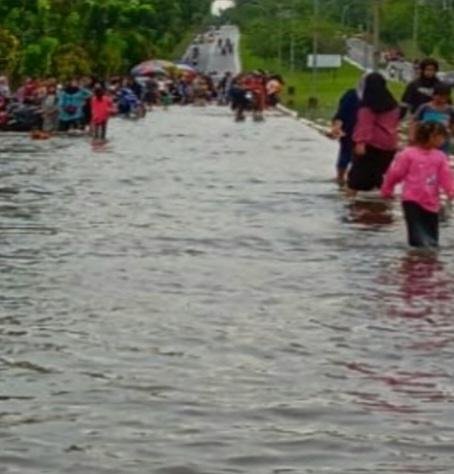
xmin=381 ymin=146 xmax=454 ymax=212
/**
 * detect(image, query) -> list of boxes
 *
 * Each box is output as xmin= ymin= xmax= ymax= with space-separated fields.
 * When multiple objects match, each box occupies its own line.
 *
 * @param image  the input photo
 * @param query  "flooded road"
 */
xmin=2 ymin=107 xmax=454 ymax=473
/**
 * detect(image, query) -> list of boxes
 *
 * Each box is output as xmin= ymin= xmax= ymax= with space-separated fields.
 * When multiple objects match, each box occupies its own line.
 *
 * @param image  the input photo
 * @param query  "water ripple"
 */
xmin=1 ymin=107 xmax=454 ymax=473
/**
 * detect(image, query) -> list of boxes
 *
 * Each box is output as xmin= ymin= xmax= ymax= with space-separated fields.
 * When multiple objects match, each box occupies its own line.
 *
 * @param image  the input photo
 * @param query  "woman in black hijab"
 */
xmin=361 ymin=72 xmax=398 ymax=113
xmin=347 ymin=73 xmax=400 ymax=193
xmin=401 ymin=58 xmax=440 ymax=118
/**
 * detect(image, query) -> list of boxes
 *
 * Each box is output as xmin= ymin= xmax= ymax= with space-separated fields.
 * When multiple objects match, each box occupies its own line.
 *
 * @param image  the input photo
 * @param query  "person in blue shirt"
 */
xmin=117 ymin=86 xmax=140 ymax=116
xmin=58 ymin=79 xmax=91 ymax=132
xmin=330 ymin=77 xmax=365 ymax=185
xmin=412 ymin=82 xmax=454 ymax=155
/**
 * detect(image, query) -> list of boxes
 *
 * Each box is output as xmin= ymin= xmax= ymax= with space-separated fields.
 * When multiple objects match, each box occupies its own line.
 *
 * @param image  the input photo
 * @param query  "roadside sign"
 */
xmin=307 ymin=54 xmax=342 ymax=68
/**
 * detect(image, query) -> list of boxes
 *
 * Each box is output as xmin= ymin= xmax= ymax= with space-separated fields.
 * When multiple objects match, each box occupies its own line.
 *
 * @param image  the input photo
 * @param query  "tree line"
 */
xmin=0 ymin=0 xmax=211 ymax=80
xmin=223 ymin=0 xmax=454 ymax=69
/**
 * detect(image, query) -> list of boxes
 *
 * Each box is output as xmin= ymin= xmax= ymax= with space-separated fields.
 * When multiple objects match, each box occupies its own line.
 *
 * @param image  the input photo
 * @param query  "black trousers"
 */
xmin=348 ymin=146 xmax=395 ymax=191
xmin=59 ymin=119 xmax=80 ymax=132
xmin=403 ymin=201 xmax=439 ymax=248
xmin=93 ymin=122 xmax=107 ymax=140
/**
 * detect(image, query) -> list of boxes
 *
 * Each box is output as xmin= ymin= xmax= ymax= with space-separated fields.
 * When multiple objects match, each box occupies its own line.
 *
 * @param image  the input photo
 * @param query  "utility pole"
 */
xmin=341 ymin=5 xmax=351 ymax=26
xmin=413 ymin=0 xmax=425 ymax=53
xmin=372 ymin=0 xmax=381 ymax=71
xmin=278 ymin=6 xmax=283 ymax=67
xmin=290 ymin=33 xmax=295 ymax=72
xmin=290 ymin=0 xmax=296 ymax=71
xmin=372 ymin=0 xmax=380 ymax=71
xmin=311 ymin=0 xmax=319 ymax=96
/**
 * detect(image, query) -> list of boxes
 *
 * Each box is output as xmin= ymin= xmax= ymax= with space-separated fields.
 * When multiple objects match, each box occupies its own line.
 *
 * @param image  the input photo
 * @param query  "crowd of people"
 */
xmin=0 ymin=67 xmax=284 ymax=142
xmin=330 ymin=58 xmax=454 ymax=249
xmin=221 ymin=71 xmax=284 ymax=121
xmin=0 ymin=76 xmax=148 ymax=142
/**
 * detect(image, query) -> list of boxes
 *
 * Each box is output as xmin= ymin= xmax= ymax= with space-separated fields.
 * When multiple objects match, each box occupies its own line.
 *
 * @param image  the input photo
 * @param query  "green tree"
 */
xmin=0 ymin=0 xmax=212 ymax=79
xmin=0 ymin=28 xmax=20 ymax=74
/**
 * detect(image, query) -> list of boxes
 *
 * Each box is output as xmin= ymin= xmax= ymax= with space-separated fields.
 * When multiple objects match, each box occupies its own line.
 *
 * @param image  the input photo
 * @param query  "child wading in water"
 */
xmin=381 ymin=122 xmax=454 ymax=248
xmin=91 ymin=85 xmax=113 ymax=143
xmin=412 ymin=82 xmax=454 ymax=154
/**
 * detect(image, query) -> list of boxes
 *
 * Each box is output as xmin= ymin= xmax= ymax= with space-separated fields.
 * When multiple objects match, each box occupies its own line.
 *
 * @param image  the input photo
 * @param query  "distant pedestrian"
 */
xmin=217 ymin=72 xmax=233 ymax=105
xmin=382 ymin=122 xmax=454 ymax=248
xmin=226 ymin=38 xmax=234 ymax=55
xmin=42 ymin=84 xmax=59 ymax=134
xmin=91 ymin=85 xmax=113 ymax=143
xmin=266 ymin=75 xmax=284 ymax=108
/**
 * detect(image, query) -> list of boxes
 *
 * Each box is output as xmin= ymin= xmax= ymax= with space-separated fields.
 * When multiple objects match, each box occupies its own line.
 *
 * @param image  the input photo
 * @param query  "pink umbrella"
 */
xmin=131 ymin=60 xmax=168 ymax=76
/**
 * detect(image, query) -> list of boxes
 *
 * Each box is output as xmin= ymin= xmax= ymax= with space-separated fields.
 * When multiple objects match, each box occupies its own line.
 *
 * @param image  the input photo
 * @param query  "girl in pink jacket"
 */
xmin=381 ymin=122 xmax=454 ymax=248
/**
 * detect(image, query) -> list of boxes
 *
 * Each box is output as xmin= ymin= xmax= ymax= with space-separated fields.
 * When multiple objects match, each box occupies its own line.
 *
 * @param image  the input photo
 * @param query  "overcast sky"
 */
xmin=211 ymin=0 xmax=234 ymax=15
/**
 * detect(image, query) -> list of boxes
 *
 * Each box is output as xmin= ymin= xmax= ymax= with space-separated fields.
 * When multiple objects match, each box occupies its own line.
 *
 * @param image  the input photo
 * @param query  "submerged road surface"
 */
xmin=2 ymin=107 xmax=454 ymax=474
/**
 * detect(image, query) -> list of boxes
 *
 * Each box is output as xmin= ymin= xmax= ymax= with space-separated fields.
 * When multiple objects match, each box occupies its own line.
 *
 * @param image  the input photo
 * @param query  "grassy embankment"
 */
xmin=241 ymin=36 xmax=405 ymax=123
xmin=396 ymin=39 xmax=452 ymax=70
xmin=171 ymin=28 xmax=198 ymax=61
xmin=170 ymin=14 xmax=215 ymax=61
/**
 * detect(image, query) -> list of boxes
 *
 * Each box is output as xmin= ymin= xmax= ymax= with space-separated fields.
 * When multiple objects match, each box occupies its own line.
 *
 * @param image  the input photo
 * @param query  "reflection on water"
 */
xmin=1 ymin=108 xmax=454 ymax=474
xmin=380 ymin=250 xmax=454 ymax=322
xmin=343 ymin=197 xmax=394 ymax=228
xmin=345 ymin=249 xmax=454 ymax=435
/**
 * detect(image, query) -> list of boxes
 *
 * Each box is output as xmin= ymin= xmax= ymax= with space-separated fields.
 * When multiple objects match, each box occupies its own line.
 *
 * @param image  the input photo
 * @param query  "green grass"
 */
xmin=241 ymin=38 xmax=406 ymax=123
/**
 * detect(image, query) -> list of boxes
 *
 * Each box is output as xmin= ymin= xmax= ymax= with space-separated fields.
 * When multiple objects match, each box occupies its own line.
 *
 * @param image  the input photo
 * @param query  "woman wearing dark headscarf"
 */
xmin=347 ymin=73 xmax=400 ymax=193
xmin=401 ymin=58 xmax=440 ymax=118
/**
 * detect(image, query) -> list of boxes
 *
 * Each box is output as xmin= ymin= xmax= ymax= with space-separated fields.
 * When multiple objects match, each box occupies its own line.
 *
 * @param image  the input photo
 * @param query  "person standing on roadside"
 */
xmin=401 ymin=58 xmax=440 ymax=119
xmin=348 ymin=73 xmax=400 ymax=193
xmin=218 ymin=72 xmax=233 ymax=105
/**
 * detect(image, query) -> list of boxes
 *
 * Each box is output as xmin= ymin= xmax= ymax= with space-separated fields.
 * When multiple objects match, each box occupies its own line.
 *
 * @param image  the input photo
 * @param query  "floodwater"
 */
xmin=2 ymin=107 xmax=454 ymax=474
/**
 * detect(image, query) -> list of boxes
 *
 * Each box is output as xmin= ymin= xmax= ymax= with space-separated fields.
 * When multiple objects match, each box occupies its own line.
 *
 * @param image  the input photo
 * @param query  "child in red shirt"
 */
xmin=91 ymin=85 xmax=113 ymax=142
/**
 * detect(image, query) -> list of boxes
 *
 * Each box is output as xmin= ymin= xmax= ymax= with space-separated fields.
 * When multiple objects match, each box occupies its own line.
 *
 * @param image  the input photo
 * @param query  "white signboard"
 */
xmin=307 ymin=54 xmax=342 ymax=69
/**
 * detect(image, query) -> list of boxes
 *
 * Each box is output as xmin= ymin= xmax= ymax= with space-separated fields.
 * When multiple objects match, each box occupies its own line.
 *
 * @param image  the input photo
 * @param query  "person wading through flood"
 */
xmin=41 ymin=83 xmax=59 ymax=136
xmin=411 ymin=82 xmax=454 ymax=155
xmin=347 ymin=72 xmax=400 ymax=195
xmin=91 ymin=84 xmax=114 ymax=144
xmin=381 ymin=122 xmax=454 ymax=248
xmin=330 ymin=75 xmax=366 ymax=186
xmin=58 ymin=79 xmax=90 ymax=132
xmin=401 ymin=58 xmax=440 ymax=119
